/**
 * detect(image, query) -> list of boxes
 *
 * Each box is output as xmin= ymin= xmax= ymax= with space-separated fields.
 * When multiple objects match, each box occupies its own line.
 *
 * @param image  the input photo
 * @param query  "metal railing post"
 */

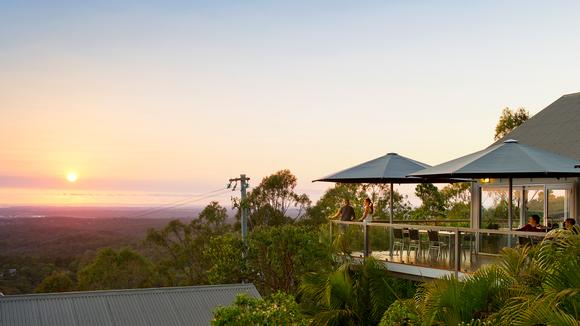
xmin=389 ymin=226 xmax=393 ymax=259
xmin=364 ymin=222 xmax=369 ymax=258
xmin=329 ymin=221 xmax=333 ymax=244
xmin=454 ymin=228 xmax=460 ymax=276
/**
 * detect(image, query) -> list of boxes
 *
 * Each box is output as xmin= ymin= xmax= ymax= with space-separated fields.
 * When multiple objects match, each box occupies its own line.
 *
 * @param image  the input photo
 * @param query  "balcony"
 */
xmin=329 ymin=220 xmax=547 ymax=279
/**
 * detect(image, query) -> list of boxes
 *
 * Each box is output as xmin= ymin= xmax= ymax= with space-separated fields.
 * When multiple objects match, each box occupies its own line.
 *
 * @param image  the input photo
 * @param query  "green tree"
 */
xmin=413 ymin=183 xmax=447 ymax=219
xmin=496 ymin=228 xmax=580 ymax=325
xmin=415 ymin=267 xmax=510 ymax=325
xmin=146 ymin=219 xmax=202 ymax=285
xmin=304 ymin=183 xmax=412 ymax=225
xmin=35 ymin=271 xmax=75 ymax=293
xmin=494 ymin=107 xmax=529 ymax=140
xmin=77 ymin=247 xmax=156 ymax=290
xmin=236 ymin=170 xmax=311 ymax=228
xmin=202 ymin=233 xmax=245 ymax=285
xmin=299 ymin=257 xmax=412 ymax=326
xmin=441 ymin=182 xmax=471 ymax=221
xmin=246 ymin=224 xmax=333 ymax=295
xmin=413 ymin=229 xmax=580 ymax=325
xmin=379 ymin=299 xmax=419 ymax=326
xmin=198 ymin=201 xmax=230 ymax=231
xmin=304 ymin=184 xmax=361 ymax=225
xmin=145 ymin=201 xmax=230 ymax=286
xmin=212 ymin=292 xmax=308 ymax=326
xmin=358 ymin=183 xmax=413 ymax=221
xmin=369 ymin=184 xmax=413 ymax=221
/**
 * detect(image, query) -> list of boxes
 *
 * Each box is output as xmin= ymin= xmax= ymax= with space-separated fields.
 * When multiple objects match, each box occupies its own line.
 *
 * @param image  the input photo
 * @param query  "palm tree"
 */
xmin=413 ymin=228 xmax=580 ymax=325
xmin=414 ymin=265 xmax=511 ymax=325
xmin=496 ymin=228 xmax=580 ymax=325
xmin=299 ymin=257 xmax=404 ymax=326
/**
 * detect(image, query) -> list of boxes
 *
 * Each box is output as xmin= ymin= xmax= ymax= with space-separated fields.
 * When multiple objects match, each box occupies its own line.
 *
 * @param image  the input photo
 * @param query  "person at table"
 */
xmin=358 ymin=198 xmax=374 ymax=223
xmin=332 ymin=199 xmax=356 ymax=221
xmin=516 ymin=214 xmax=544 ymax=232
xmin=564 ymin=218 xmax=578 ymax=233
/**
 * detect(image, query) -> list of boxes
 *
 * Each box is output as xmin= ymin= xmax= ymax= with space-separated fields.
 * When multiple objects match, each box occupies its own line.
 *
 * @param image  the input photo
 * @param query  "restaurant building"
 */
xmin=328 ymin=92 xmax=580 ymax=278
xmin=484 ymin=91 xmax=580 ymax=228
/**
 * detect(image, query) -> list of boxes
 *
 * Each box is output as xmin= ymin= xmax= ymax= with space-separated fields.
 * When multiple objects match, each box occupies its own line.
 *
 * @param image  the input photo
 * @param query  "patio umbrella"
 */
xmin=315 ymin=152 xmax=466 ymax=258
xmin=314 ymin=152 xmax=459 ymax=223
xmin=410 ymin=139 xmax=580 ymax=230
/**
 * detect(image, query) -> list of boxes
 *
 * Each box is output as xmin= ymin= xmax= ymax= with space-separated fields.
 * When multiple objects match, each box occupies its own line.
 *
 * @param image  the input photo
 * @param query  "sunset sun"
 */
xmin=66 ymin=171 xmax=78 ymax=183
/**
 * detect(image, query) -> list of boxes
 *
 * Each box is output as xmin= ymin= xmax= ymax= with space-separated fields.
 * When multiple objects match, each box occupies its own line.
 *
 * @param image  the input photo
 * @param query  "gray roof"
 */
xmin=494 ymin=92 xmax=580 ymax=160
xmin=0 ymin=284 xmax=261 ymax=326
xmin=410 ymin=139 xmax=580 ymax=179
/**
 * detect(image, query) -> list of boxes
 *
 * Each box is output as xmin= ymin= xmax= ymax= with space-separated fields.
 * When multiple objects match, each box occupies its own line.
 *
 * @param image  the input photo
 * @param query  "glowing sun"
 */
xmin=66 ymin=172 xmax=78 ymax=183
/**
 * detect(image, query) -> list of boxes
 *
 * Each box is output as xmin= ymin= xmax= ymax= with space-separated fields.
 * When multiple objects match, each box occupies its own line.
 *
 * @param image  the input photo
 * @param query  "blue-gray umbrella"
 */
xmin=410 ymin=139 xmax=580 ymax=229
xmin=315 ymin=152 xmax=467 ymax=259
xmin=314 ymin=152 xmax=430 ymax=184
xmin=314 ymin=153 xmax=462 ymax=223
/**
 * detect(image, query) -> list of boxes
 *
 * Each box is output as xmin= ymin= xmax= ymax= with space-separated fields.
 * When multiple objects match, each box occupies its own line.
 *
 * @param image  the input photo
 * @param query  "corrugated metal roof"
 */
xmin=0 ymin=284 xmax=261 ymax=326
xmin=494 ymin=92 xmax=580 ymax=160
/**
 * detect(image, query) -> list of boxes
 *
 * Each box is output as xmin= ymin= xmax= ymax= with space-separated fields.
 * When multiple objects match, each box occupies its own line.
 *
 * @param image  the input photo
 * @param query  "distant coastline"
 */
xmin=0 ymin=205 xmax=218 ymax=219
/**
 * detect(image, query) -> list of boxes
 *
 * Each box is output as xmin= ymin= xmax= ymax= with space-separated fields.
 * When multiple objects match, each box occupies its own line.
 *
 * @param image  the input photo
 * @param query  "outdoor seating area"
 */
xmin=331 ymin=220 xmax=549 ymax=274
xmin=316 ymin=112 xmax=580 ymax=277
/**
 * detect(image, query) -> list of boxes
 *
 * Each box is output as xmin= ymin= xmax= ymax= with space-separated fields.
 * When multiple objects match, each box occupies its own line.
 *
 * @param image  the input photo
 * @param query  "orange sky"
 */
xmin=2 ymin=1 xmax=580 ymax=206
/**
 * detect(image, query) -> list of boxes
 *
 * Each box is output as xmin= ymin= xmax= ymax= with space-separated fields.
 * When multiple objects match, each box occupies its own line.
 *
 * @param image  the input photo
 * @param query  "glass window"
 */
xmin=524 ymin=186 xmax=544 ymax=227
xmin=547 ymin=188 xmax=570 ymax=230
xmin=480 ymin=186 xmax=521 ymax=229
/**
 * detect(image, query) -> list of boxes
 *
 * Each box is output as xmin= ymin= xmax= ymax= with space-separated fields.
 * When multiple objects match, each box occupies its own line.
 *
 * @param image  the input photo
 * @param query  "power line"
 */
xmin=124 ymin=187 xmax=230 ymax=219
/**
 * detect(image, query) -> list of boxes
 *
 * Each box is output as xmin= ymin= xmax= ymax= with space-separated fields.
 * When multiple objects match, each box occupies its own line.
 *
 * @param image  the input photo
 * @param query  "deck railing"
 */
xmin=329 ymin=220 xmax=547 ymax=274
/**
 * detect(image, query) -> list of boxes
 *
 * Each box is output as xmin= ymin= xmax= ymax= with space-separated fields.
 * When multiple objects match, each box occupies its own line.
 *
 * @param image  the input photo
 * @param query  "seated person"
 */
xmin=564 ymin=218 xmax=578 ymax=233
xmin=516 ymin=214 xmax=544 ymax=232
xmin=332 ymin=199 xmax=356 ymax=221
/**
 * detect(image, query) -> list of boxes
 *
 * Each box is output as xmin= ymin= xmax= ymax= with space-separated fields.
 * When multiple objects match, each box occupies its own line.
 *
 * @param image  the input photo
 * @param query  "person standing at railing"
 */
xmin=516 ymin=214 xmax=545 ymax=232
xmin=358 ymin=198 xmax=373 ymax=223
xmin=332 ymin=199 xmax=356 ymax=221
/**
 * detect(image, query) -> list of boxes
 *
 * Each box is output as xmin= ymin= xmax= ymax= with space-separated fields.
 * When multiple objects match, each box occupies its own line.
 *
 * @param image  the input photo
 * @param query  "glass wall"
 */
xmin=480 ymin=183 xmax=572 ymax=230
xmin=523 ymin=186 xmax=544 ymax=228
xmin=480 ymin=186 xmax=521 ymax=229
xmin=547 ymin=187 xmax=571 ymax=230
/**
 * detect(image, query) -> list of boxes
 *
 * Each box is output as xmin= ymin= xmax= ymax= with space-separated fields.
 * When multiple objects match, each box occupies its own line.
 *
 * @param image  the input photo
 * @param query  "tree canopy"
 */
xmin=35 ymin=271 xmax=75 ymax=293
xmin=299 ymin=257 xmax=416 ymax=326
xmin=494 ymin=107 xmax=529 ymax=140
xmin=145 ymin=201 xmax=230 ymax=286
xmin=77 ymin=247 xmax=156 ymax=291
xmin=212 ymin=292 xmax=307 ymax=326
xmin=246 ymin=224 xmax=334 ymax=295
xmin=236 ymin=169 xmax=311 ymax=228
xmin=305 ymin=183 xmax=412 ymax=225
xmin=390 ymin=229 xmax=580 ymax=325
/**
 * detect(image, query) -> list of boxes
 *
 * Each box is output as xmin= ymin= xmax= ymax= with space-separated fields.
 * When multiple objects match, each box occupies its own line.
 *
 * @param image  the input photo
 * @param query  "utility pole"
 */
xmin=228 ymin=174 xmax=250 ymax=244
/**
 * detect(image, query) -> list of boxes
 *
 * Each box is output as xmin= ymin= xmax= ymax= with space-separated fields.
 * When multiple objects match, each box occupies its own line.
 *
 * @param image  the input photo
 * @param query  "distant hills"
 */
xmin=0 ymin=216 xmax=180 ymax=257
xmin=0 ymin=205 xmax=230 ymax=219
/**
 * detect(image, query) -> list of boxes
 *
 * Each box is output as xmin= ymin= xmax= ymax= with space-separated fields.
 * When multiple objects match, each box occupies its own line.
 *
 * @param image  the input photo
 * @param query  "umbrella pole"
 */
xmin=390 ymin=183 xmax=394 ymax=223
xmin=508 ymin=177 xmax=513 ymax=247
xmin=389 ymin=183 xmax=394 ymax=258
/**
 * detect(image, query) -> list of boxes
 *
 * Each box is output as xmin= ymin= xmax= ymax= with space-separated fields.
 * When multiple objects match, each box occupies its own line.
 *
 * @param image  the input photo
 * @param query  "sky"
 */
xmin=1 ymin=1 xmax=580 ymax=207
